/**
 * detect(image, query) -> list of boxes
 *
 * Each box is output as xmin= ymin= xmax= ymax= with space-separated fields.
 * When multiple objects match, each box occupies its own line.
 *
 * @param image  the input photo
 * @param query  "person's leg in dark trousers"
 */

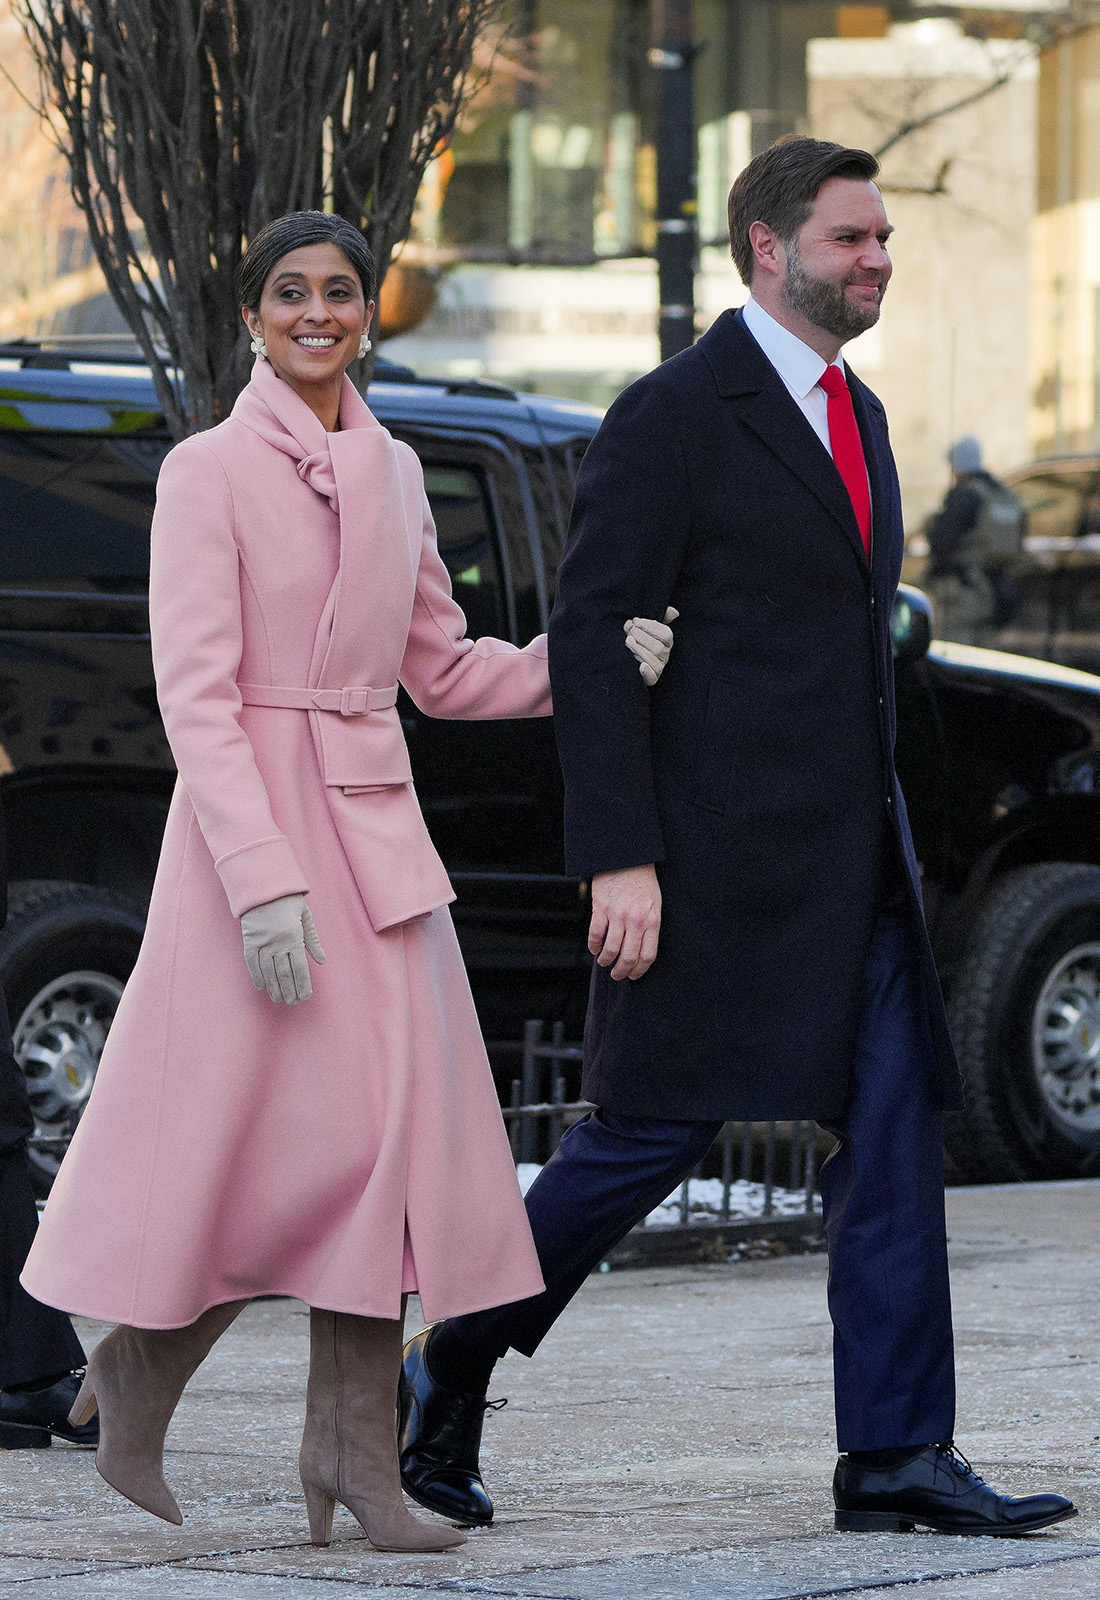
xmin=819 ymin=890 xmax=956 ymax=1454
xmin=398 ymin=1110 xmax=720 ymax=1522
xmin=447 ymin=1109 xmax=722 ymax=1366
xmin=0 ymin=993 xmax=91 ymax=1446
xmin=825 ymin=893 xmax=1076 ymax=1534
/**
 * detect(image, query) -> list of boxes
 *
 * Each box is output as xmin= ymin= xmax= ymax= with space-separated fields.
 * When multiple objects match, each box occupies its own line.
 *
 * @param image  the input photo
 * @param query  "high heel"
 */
xmin=303 ymin=1482 xmax=336 ymax=1546
xmin=67 ymin=1372 xmax=99 ymax=1429
xmin=299 ymin=1308 xmax=465 ymax=1552
xmin=75 ymin=1299 xmax=248 ymax=1524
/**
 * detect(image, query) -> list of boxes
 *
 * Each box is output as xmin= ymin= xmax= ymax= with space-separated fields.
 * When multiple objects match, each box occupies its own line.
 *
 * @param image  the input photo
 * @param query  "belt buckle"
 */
xmin=340 ymin=687 xmax=370 ymax=716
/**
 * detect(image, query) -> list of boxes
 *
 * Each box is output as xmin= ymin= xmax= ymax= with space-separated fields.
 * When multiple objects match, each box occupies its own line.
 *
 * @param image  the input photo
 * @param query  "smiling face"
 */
xmin=241 ymin=240 xmax=375 ymax=396
xmin=782 ymin=177 xmax=892 ymax=339
xmin=749 ymin=176 xmax=893 ymax=357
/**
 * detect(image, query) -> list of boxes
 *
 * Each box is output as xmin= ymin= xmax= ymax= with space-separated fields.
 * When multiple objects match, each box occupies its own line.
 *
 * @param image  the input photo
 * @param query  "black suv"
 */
xmin=5 ymin=339 xmax=1100 ymax=1194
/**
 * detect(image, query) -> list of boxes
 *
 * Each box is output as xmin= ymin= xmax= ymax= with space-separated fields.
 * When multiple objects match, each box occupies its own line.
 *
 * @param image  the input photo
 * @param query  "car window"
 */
xmin=0 ymin=433 xmax=167 ymax=588
xmin=1015 ymin=472 xmax=1093 ymax=540
xmin=422 ymin=464 xmax=507 ymax=639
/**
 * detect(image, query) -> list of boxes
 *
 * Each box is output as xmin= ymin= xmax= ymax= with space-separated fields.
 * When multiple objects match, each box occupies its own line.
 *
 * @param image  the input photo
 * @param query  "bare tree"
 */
xmin=13 ymin=0 xmax=500 ymax=437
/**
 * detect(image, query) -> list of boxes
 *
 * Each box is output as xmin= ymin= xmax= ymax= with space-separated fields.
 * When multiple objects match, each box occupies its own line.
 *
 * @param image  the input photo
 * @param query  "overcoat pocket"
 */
xmin=692 ymin=676 xmax=746 ymax=816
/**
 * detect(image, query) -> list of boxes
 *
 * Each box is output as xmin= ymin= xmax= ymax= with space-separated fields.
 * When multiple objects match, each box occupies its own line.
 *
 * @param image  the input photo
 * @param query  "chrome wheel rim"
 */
xmin=14 ymin=971 xmax=124 ymax=1177
xmin=1031 ymin=943 xmax=1100 ymax=1132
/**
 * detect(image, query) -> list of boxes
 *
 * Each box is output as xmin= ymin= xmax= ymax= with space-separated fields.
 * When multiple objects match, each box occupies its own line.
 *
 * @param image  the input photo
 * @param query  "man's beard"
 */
xmin=780 ymin=239 xmax=885 ymax=342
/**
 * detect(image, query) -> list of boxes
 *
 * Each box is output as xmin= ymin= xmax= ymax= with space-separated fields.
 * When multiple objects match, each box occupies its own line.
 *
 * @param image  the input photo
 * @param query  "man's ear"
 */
xmin=748 ymin=220 xmax=784 ymax=282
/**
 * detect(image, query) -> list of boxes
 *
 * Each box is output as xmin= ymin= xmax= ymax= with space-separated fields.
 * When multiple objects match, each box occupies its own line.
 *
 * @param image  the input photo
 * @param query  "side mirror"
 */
xmin=891 ymin=585 xmax=933 ymax=662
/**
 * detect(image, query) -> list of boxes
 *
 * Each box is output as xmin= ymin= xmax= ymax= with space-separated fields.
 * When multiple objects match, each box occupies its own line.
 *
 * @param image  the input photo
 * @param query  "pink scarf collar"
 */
xmin=231 ymin=356 xmax=380 ymax=512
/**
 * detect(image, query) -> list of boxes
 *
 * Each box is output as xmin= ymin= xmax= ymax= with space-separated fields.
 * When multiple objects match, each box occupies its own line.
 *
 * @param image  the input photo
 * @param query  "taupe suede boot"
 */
xmin=299 ymin=1308 xmax=466 ymax=1551
xmin=69 ymin=1299 xmax=248 ymax=1524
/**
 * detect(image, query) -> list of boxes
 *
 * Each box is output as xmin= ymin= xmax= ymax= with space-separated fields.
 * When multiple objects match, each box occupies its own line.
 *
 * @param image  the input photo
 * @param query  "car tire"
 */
xmin=0 ymin=881 xmax=146 ymax=1196
xmin=944 ymin=861 xmax=1100 ymax=1182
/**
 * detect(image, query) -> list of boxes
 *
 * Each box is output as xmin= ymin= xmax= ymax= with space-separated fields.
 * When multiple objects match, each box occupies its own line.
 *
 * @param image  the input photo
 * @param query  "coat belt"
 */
xmin=238 ymin=683 xmax=400 ymax=716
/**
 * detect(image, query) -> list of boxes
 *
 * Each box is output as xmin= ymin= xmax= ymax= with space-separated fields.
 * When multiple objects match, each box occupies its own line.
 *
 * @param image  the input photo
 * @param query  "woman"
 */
xmin=21 ymin=212 xmax=672 ymax=1552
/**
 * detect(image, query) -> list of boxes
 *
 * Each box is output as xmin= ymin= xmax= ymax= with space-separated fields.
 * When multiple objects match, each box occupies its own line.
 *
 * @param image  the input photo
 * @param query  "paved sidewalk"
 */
xmin=1 ymin=1180 xmax=1099 ymax=1598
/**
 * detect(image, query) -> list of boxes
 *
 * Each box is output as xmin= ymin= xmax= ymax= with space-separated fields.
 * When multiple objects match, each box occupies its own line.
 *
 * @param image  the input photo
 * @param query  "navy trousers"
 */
xmin=0 ymin=995 xmax=85 ymax=1389
xmin=450 ymin=890 xmax=956 ymax=1452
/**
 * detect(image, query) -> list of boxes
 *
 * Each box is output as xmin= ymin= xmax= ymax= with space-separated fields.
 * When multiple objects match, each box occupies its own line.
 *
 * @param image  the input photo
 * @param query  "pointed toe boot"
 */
xmin=70 ymin=1299 xmax=247 ymax=1524
xmin=299 ymin=1308 xmax=466 ymax=1552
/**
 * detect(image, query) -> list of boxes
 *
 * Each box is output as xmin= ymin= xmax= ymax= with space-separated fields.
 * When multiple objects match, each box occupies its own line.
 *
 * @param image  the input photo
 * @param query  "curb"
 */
xmin=605 ymin=1212 xmax=824 ymax=1269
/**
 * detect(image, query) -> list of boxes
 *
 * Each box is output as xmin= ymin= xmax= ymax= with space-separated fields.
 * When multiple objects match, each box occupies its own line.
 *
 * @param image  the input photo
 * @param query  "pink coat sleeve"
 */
xmin=150 ymin=439 xmax=309 ymax=916
xmin=399 ymin=486 xmax=553 ymax=720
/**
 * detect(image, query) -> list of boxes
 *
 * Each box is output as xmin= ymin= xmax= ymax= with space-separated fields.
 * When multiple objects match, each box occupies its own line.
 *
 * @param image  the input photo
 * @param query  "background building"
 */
xmin=1031 ymin=22 xmax=1100 ymax=458
xmin=808 ymin=17 xmax=1037 ymax=526
xmin=2 ymin=0 xmax=1069 ymax=526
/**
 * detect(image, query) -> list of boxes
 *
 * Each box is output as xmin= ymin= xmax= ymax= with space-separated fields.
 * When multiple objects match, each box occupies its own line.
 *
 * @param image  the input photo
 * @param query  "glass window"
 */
xmin=422 ymin=464 xmax=507 ymax=639
xmin=0 ymin=433 xmax=167 ymax=587
xmin=1014 ymin=472 xmax=1091 ymax=540
xmin=438 ymin=0 xmax=650 ymax=259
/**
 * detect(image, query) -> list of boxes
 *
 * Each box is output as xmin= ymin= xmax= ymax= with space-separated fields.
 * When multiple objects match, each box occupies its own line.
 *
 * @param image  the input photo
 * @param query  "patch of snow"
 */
xmin=512 ymin=1165 xmax=819 ymax=1224
xmin=644 ymin=1176 xmax=819 ymax=1228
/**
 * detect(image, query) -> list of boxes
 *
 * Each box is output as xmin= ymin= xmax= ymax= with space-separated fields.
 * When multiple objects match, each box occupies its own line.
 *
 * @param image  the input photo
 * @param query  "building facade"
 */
xmin=1031 ymin=23 xmax=1100 ymax=458
xmin=3 ymin=0 xmax=1049 ymax=523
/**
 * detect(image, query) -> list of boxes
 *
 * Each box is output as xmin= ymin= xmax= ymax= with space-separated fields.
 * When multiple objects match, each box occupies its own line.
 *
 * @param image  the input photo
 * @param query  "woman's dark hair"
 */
xmin=237 ymin=212 xmax=377 ymax=310
xmin=727 ymin=138 xmax=880 ymax=285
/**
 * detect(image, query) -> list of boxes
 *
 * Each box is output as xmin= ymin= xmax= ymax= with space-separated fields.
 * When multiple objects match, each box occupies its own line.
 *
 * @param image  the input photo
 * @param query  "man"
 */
xmin=0 ymin=805 xmax=97 ymax=1450
xmin=398 ymin=138 xmax=1074 ymax=1536
xmin=925 ymin=436 xmax=1025 ymax=645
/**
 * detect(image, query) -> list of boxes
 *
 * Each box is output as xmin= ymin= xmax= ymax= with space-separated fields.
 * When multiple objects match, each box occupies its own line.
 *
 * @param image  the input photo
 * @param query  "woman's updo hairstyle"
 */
xmin=237 ymin=212 xmax=377 ymax=311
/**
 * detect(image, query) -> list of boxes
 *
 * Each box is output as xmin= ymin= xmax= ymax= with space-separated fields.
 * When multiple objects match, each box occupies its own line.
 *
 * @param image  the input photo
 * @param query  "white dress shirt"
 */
xmin=741 ymin=296 xmax=842 ymax=459
xmin=740 ymin=296 xmax=872 ymax=526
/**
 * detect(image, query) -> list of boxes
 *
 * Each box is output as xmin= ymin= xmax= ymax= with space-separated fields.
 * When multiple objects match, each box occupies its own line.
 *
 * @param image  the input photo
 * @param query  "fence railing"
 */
xmin=488 ymin=1020 xmax=823 ymax=1226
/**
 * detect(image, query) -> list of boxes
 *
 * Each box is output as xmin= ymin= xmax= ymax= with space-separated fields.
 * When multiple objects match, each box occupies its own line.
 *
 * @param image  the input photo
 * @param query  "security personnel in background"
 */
xmin=925 ymin=436 xmax=1026 ymax=646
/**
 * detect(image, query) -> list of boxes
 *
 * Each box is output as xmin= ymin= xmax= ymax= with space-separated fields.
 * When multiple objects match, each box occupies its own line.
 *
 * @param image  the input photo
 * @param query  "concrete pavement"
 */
xmin=2 ymin=1180 xmax=1099 ymax=1598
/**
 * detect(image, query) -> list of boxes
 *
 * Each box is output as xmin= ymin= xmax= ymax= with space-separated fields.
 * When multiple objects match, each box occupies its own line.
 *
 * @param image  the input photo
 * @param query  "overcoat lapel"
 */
xmin=318 ymin=416 xmax=419 ymax=695
xmin=848 ymin=375 xmax=894 ymax=590
xmin=700 ymin=309 xmax=869 ymax=572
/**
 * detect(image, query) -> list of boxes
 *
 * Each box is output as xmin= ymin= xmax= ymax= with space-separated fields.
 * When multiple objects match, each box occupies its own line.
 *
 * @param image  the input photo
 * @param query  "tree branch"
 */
xmin=12 ymin=0 xmax=500 ymax=437
xmin=870 ymin=52 xmax=1026 ymax=161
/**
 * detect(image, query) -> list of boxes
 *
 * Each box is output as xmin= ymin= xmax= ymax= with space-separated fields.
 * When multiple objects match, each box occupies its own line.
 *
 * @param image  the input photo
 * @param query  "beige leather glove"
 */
xmin=624 ymin=607 xmax=679 ymax=686
xmin=241 ymin=893 xmax=326 ymax=1005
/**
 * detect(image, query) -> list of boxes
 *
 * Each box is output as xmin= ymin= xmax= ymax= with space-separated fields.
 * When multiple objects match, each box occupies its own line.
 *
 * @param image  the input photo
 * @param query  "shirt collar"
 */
xmin=741 ymin=297 xmax=843 ymax=399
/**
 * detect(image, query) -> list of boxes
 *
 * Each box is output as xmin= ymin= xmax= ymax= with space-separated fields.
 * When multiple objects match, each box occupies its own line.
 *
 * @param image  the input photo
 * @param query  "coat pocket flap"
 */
xmin=311 ymin=706 xmax=414 ymax=789
xmin=323 ymin=782 xmax=455 ymax=931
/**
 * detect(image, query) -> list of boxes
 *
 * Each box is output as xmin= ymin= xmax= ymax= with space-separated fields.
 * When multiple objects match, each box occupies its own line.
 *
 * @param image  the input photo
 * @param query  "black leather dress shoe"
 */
xmin=834 ymin=1444 xmax=1077 ymax=1536
xmin=398 ymin=1326 xmax=501 ymax=1526
xmin=0 ymin=1371 xmax=99 ymax=1449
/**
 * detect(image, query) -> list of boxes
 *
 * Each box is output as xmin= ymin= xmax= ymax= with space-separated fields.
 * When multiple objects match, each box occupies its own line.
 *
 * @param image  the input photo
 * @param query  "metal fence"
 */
xmin=489 ymin=1020 xmax=822 ymax=1226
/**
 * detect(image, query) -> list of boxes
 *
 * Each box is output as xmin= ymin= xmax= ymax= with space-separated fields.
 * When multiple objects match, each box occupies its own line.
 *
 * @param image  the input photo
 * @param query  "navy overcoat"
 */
xmin=548 ymin=308 xmax=963 ymax=1121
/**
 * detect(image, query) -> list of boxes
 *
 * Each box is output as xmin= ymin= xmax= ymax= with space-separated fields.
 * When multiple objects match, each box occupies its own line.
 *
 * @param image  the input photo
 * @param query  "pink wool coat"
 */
xmin=22 ymin=359 xmax=550 ymax=1328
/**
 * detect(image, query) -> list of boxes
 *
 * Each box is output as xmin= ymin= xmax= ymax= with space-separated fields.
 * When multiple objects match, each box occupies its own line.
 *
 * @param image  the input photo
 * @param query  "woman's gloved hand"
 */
xmin=624 ymin=607 xmax=679 ymax=686
xmin=240 ymin=893 xmax=326 ymax=1004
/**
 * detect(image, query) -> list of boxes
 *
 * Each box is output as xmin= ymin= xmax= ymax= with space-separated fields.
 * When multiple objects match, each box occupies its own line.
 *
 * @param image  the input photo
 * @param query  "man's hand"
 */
xmin=589 ymin=864 xmax=661 ymax=981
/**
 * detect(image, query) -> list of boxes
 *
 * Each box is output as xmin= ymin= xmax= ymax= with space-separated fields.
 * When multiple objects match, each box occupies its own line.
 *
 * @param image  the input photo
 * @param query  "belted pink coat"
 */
xmin=22 ymin=359 xmax=550 ymax=1328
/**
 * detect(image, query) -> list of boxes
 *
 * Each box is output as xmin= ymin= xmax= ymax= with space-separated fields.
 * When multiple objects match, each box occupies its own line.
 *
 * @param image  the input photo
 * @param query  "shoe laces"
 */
xmin=484 ymin=1396 xmax=507 ymax=1414
xmin=936 ymin=1442 xmax=984 ymax=1486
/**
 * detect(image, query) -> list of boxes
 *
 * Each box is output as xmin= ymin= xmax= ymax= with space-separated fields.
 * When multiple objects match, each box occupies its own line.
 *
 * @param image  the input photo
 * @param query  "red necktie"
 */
xmin=817 ymin=364 xmax=872 ymax=561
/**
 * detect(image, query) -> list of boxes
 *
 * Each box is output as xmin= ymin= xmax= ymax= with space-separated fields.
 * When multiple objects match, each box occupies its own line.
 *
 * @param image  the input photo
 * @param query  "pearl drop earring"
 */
xmin=250 ymin=333 xmax=267 ymax=360
xmin=358 ymin=333 xmax=372 ymax=358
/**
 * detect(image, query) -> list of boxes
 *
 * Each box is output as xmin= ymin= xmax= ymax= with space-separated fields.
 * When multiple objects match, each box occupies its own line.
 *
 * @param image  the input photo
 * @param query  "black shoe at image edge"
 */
xmin=397 ymin=1325 xmax=499 ymax=1526
xmin=0 ymin=1371 xmax=99 ymax=1449
xmin=834 ymin=1443 xmax=1077 ymax=1535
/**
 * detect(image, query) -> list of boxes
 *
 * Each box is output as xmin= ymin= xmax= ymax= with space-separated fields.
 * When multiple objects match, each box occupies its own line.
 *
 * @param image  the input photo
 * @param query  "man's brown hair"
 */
xmin=727 ymin=137 xmax=880 ymax=285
